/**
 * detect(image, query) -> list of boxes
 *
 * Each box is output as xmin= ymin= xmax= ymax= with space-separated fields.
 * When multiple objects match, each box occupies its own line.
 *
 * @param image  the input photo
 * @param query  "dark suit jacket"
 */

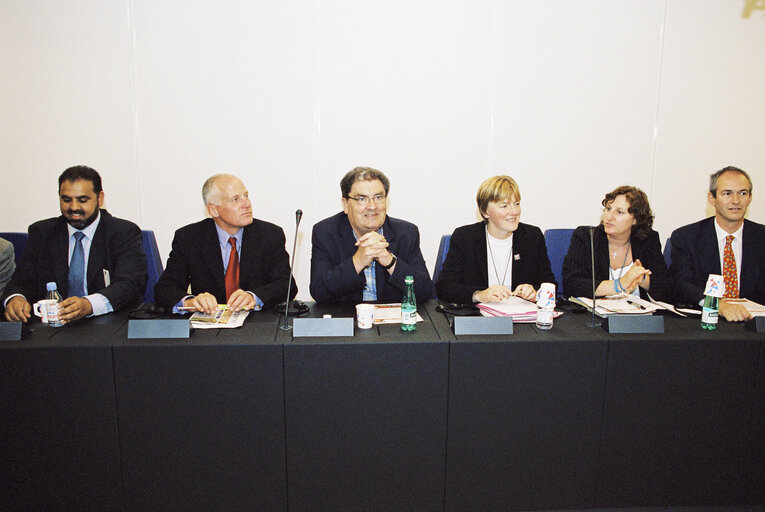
xmin=434 ymin=222 xmax=556 ymax=304
xmin=154 ymin=218 xmax=296 ymax=309
xmin=563 ymin=224 xmax=673 ymax=301
xmin=310 ymin=212 xmax=434 ymax=303
xmin=670 ymin=217 xmax=765 ymax=305
xmin=1 ymin=210 xmax=147 ymax=310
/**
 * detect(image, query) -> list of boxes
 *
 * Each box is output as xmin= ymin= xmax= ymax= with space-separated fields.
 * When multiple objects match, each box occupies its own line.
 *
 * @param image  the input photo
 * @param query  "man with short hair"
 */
xmin=154 ymin=173 xmax=295 ymax=313
xmin=670 ymin=166 xmax=765 ymax=321
xmin=310 ymin=166 xmax=433 ymax=303
xmin=2 ymin=165 xmax=147 ymax=323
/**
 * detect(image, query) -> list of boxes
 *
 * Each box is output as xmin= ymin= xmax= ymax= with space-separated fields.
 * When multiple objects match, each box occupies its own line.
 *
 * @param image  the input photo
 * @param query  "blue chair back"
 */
xmin=663 ymin=237 xmax=672 ymax=269
xmin=0 ymin=232 xmax=28 ymax=264
xmin=141 ymin=230 xmax=163 ymax=304
xmin=432 ymin=234 xmax=451 ymax=285
xmin=544 ymin=228 xmax=575 ymax=296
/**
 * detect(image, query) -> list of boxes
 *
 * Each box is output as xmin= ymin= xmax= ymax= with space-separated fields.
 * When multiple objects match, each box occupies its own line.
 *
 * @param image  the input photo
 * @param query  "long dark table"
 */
xmin=1 ymin=302 xmax=763 ymax=512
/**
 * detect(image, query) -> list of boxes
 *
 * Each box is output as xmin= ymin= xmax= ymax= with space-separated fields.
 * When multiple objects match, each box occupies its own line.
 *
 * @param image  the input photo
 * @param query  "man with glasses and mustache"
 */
xmin=310 ymin=166 xmax=433 ymax=303
xmin=154 ymin=174 xmax=296 ymax=314
xmin=2 ymin=165 xmax=147 ymax=324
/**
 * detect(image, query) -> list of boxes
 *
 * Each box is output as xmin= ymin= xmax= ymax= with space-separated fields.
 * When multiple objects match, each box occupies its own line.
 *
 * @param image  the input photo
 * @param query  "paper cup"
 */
xmin=355 ymin=303 xmax=375 ymax=329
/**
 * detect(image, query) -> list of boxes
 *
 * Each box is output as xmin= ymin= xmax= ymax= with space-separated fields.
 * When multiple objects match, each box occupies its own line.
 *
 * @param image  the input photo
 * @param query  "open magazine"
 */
xmin=189 ymin=306 xmax=250 ymax=329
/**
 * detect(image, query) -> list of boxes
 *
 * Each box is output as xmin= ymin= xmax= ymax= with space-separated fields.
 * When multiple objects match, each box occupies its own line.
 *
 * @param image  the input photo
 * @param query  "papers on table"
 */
xmin=569 ymin=294 xmax=663 ymax=317
xmin=370 ymin=303 xmax=424 ymax=324
xmin=724 ymin=298 xmax=765 ymax=316
xmin=190 ymin=307 xmax=249 ymax=329
xmin=478 ymin=296 xmax=562 ymax=323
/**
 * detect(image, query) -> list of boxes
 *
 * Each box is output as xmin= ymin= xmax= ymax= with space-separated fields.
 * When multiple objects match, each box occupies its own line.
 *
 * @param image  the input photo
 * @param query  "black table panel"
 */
xmin=282 ymin=303 xmax=449 ymax=512
xmin=445 ymin=313 xmax=609 ymax=511
xmin=596 ymin=318 xmax=762 ymax=507
xmin=0 ymin=315 xmax=126 ymax=512
xmin=112 ymin=319 xmax=286 ymax=512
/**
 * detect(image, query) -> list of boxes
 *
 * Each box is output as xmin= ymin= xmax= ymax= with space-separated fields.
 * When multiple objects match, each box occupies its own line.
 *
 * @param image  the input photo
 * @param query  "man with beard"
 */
xmin=153 ymin=174 xmax=296 ymax=313
xmin=2 ymin=166 xmax=147 ymax=324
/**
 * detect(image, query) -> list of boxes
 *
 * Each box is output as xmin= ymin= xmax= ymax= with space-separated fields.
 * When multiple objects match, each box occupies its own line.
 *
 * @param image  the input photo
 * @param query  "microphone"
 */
xmin=277 ymin=209 xmax=309 ymax=330
xmin=587 ymin=226 xmax=601 ymax=327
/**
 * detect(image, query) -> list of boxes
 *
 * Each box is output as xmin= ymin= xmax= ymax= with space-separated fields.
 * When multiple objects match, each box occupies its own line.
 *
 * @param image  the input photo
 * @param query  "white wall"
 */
xmin=2 ymin=0 xmax=764 ymax=301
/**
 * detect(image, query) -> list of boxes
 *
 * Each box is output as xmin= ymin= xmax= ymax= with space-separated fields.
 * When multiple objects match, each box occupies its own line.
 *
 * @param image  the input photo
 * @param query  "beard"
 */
xmin=65 ymin=208 xmax=99 ymax=230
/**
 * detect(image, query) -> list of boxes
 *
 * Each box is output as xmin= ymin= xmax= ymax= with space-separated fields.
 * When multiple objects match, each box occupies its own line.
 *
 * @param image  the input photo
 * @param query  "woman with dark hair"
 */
xmin=435 ymin=175 xmax=555 ymax=304
xmin=562 ymin=186 xmax=673 ymax=301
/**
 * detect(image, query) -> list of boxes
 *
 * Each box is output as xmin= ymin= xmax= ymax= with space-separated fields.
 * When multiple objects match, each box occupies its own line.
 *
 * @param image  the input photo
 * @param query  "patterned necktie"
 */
xmin=722 ymin=235 xmax=738 ymax=298
xmin=68 ymin=232 xmax=86 ymax=298
xmin=224 ymin=237 xmax=239 ymax=300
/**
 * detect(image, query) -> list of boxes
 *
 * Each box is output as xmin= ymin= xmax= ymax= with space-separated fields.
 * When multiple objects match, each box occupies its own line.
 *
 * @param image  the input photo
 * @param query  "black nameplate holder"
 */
xmin=0 ymin=322 xmax=23 ymax=341
xmin=293 ymin=317 xmax=354 ymax=337
xmin=453 ymin=316 xmax=513 ymax=335
xmin=603 ymin=314 xmax=664 ymax=333
xmin=745 ymin=316 xmax=765 ymax=333
xmin=128 ymin=319 xmax=190 ymax=339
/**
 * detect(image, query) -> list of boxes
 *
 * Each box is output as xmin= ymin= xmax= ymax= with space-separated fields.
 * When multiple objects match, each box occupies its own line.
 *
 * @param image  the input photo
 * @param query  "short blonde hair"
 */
xmin=476 ymin=175 xmax=521 ymax=218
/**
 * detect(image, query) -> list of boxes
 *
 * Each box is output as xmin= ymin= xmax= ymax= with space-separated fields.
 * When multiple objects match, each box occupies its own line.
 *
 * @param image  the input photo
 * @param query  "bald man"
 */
xmin=154 ymin=174 xmax=296 ymax=313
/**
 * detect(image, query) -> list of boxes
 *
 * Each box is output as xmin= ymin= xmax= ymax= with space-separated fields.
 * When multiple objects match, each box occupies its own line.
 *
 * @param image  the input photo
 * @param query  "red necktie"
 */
xmin=722 ymin=235 xmax=738 ymax=298
xmin=225 ymin=237 xmax=239 ymax=300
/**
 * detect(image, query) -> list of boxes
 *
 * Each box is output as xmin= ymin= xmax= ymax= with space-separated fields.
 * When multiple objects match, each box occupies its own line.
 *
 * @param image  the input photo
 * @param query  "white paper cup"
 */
xmin=355 ymin=303 xmax=375 ymax=329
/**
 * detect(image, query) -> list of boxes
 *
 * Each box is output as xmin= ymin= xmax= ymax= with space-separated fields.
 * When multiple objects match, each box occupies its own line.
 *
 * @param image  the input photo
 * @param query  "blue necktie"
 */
xmin=68 ymin=232 xmax=86 ymax=298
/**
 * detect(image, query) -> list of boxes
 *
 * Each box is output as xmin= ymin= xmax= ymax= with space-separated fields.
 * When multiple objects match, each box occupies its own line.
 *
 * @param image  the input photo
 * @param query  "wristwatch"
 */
xmin=381 ymin=253 xmax=397 ymax=270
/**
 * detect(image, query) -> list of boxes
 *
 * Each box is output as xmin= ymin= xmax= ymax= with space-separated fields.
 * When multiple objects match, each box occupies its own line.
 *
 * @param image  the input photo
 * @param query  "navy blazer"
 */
xmin=310 ymin=212 xmax=433 ymax=303
xmin=154 ymin=217 xmax=296 ymax=309
xmin=1 ymin=210 xmax=147 ymax=310
xmin=434 ymin=221 xmax=555 ymax=304
xmin=670 ymin=217 xmax=765 ymax=305
xmin=563 ymin=224 xmax=673 ymax=301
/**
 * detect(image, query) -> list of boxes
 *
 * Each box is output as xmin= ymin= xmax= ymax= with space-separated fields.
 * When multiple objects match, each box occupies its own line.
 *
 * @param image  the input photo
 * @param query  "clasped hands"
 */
xmin=616 ymin=258 xmax=651 ymax=294
xmin=473 ymin=283 xmax=537 ymax=303
xmin=4 ymin=295 xmax=93 ymax=324
xmin=183 ymin=289 xmax=254 ymax=314
xmin=352 ymin=231 xmax=395 ymax=274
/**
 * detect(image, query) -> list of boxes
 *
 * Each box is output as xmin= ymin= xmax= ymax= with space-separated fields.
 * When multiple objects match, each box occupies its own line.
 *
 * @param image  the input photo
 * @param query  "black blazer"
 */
xmin=434 ymin=221 xmax=556 ymax=304
xmin=154 ymin=218 xmax=296 ymax=309
xmin=670 ymin=217 xmax=765 ymax=305
xmin=1 ymin=210 xmax=147 ymax=310
xmin=562 ymin=224 xmax=673 ymax=301
xmin=310 ymin=212 xmax=433 ymax=303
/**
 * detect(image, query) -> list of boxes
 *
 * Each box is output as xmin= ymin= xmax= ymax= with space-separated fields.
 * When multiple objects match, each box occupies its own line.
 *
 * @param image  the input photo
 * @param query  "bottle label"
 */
xmin=701 ymin=309 xmax=718 ymax=324
xmin=401 ymin=309 xmax=417 ymax=325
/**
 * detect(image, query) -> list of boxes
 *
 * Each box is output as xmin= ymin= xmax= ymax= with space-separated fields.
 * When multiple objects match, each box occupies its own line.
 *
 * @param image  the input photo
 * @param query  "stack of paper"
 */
xmin=478 ymin=296 xmax=562 ymax=323
xmin=569 ymin=294 xmax=661 ymax=317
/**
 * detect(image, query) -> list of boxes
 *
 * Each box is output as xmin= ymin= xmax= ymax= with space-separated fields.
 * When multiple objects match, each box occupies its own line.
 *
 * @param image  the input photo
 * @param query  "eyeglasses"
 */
xmin=346 ymin=194 xmax=386 ymax=206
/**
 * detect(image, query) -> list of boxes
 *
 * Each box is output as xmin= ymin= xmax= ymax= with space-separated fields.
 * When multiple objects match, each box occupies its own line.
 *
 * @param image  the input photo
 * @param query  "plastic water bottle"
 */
xmin=701 ymin=273 xmax=722 ymax=330
xmin=401 ymin=275 xmax=417 ymax=332
xmin=701 ymin=294 xmax=719 ymax=330
xmin=535 ymin=283 xmax=556 ymax=330
xmin=45 ymin=281 xmax=64 ymax=327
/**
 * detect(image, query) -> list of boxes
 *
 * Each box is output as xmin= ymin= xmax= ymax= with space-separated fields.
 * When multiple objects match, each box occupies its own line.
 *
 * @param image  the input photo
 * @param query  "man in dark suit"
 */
xmin=310 ymin=166 xmax=433 ymax=303
xmin=154 ymin=174 xmax=295 ymax=313
xmin=2 ymin=166 xmax=147 ymax=324
xmin=670 ymin=166 xmax=765 ymax=321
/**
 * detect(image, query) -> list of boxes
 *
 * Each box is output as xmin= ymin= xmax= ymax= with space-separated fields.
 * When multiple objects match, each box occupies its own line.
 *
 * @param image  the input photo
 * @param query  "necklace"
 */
xmin=609 ymin=239 xmax=630 ymax=259
xmin=486 ymin=228 xmax=513 ymax=287
xmin=611 ymin=240 xmax=631 ymax=282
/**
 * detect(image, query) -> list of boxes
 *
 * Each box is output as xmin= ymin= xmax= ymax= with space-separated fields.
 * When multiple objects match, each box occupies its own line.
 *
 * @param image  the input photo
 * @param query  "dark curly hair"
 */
xmin=601 ymin=186 xmax=654 ymax=241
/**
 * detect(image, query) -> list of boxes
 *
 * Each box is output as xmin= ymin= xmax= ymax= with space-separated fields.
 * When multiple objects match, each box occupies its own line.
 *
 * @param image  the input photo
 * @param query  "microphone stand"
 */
xmin=587 ymin=226 xmax=601 ymax=327
xmin=280 ymin=210 xmax=302 ymax=331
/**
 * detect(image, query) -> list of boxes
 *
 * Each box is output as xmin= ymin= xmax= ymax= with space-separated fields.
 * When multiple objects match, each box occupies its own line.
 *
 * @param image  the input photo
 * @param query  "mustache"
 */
xmin=67 ymin=209 xmax=85 ymax=216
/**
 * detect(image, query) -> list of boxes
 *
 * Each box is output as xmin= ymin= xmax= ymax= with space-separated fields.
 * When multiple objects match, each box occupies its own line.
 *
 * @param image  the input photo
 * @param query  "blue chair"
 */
xmin=432 ymin=234 xmax=451 ymax=285
xmin=141 ymin=230 xmax=164 ymax=304
xmin=0 ymin=232 xmax=28 ymax=264
xmin=544 ymin=228 xmax=574 ymax=296
xmin=663 ymin=237 xmax=672 ymax=269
